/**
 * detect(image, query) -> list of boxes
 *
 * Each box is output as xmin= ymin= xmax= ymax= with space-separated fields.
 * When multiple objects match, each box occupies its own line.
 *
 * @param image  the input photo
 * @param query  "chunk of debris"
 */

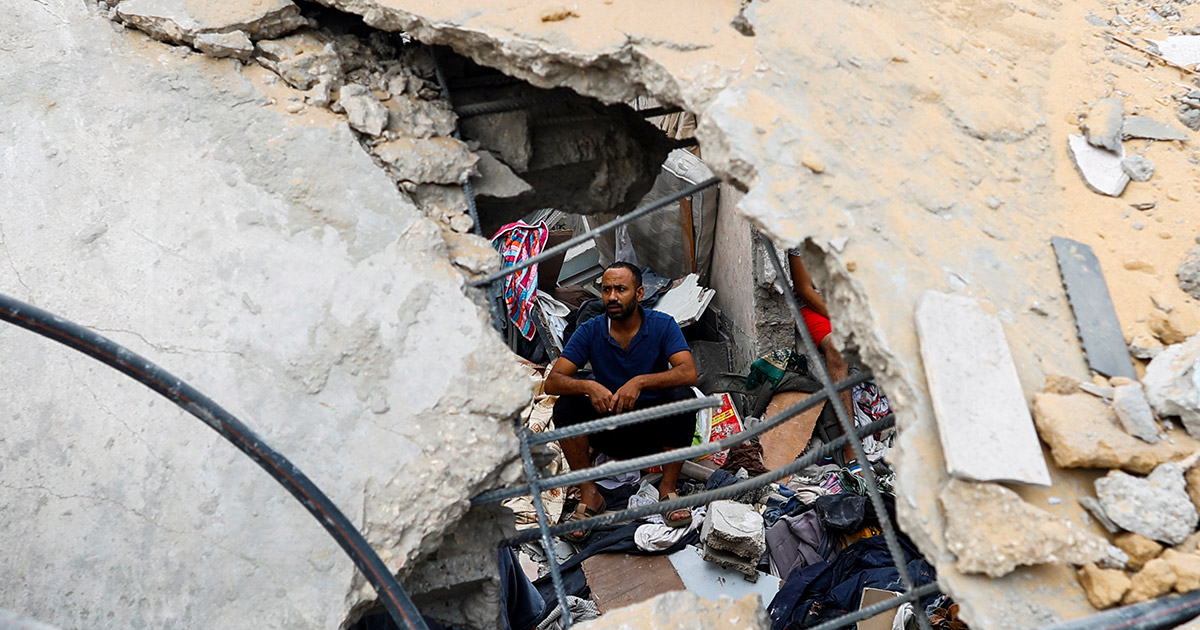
xmin=1083 ymin=98 xmax=1125 ymax=152
xmin=1079 ymin=496 xmax=1121 ymax=534
xmin=255 ymin=31 xmax=345 ymax=90
xmin=1114 ymin=532 xmax=1164 ymax=571
xmin=940 ymin=479 xmax=1109 ymax=578
xmin=1044 ymin=372 xmax=1082 ymax=395
xmin=573 ymin=591 xmax=769 ymax=630
xmin=384 ymin=94 xmax=457 ymax=139
xmin=1178 ymin=246 xmax=1200 ymax=300
xmin=469 ymin=151 xmax=533 ymax=198
xmin=1079 ymin=382 xmax=1115 ymax=400
xmin=1162 ymin=548 xmax=1200 ymax=593
xmin=374 ymin=137 xmax=478 ymax=185
xmin=1031 ymin=392 xmax=1200 ymax=474
xmin=1179 ymin=106 xmax=1200 ymax=131
xmin=1123 ymin=557 xmax=1177 ymax=604
xmin=1131 ymin=334 xmax=1165 ymax=361
xmin=193 ymin=31 xmax=253 ymax=60
xmin=1144 ymin=333 xmax=1200 ymax=438
xmin=335 ymin=84 xmax=389 ymax=137
xmin=1150 ymin=35 xmax=1200 ymax=67
xmin=1067 ymin=134 xmax=1129 ymax=196
xmin=1077 ymin=562 xmax=1132 ymax=609
xmin=801 ymin=148 xmax=826 ymax=173
xmin=915 ymin=291 xmax=1051 ymax=486
xmin=1123 ymin=115 xmax=1190 ymax=141
xmin=1052 ymin=237 xmax=1138 ymax=379
xmin=1096 ymin=456 xmax=1200 ymax=545
xmin=1112 ymin=383 xmax=1160 ymax=443
xmin=116 ymin=0 xmax=306 ymax=47
xmin=700 ymin=500 xmax=767 ymax=582
xmin=1121 ymin=155 xmax=1155 ymax=182
xmin=654 ymin=274 xmax=716 ymax=328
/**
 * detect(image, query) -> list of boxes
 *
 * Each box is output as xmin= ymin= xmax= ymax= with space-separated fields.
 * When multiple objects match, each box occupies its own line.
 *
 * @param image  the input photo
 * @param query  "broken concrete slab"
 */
xmin=915 ymin=291 xmax=1051 ymax=486
xmin=470 ymin=150 xmax=533 ymax=198
xmin=1077 ymin=563 xmax=1131 ymax=609
xmin=374 ymin=136 xmax=479 ymax=185
xmin=0 ymin=2 xmax=527 ymax=628
xmin=1150 ymin=36 xmax=1200 ymax=68
xmin=1083 ymin=98 xmax=1124 ymax=152
xmin=1121 ymin=155 xmax=1155 ymax=182
xmin=1144 ymin=333 xmax=1200 ymax=438
xmin=1123 ymin=115 xmax=1189 ymax=142
xmin=1067 ymin=134 xmax=1129 ymax=197
xmin=1111 ymin=383 xmax=1159 ymax=443
xmin=1178 ymin=247 xmax=1200 ymax=300
xmin=1032 ymin=392 xmax=1200 ymax=474
xmin=572 ymin=590 xmax=770 ymax=630
xmin=116 ymin=0 xmax=306 ymax=46
xmin=336 ymin=84 xmax=389 ymax=136
xmin=940 ymin=479 xmax=1109 ymax=578
xmin=1095 ymin=459 xmax=1200 ymax=545
xmin=193 ymin=30 xmax=254 ymax=60
xmin=255 ymin=31 xmax=345 ymax=90
xmin=701 ymin=500 xmax=767 ymax=559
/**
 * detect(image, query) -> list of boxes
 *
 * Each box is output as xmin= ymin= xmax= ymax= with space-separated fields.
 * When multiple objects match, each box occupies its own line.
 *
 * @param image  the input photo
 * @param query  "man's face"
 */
xmin=601 ymin=268 xmax=644 ymax=321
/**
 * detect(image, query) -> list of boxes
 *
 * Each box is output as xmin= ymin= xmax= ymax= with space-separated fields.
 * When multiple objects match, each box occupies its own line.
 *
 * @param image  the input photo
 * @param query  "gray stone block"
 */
xmin=700 ymin=500 xmax=766 ymax=560
xmin=1096 ymin=460 xmax=1200 ymax=545
xmin=1112 ymin=384 xmax=1159 ymax=443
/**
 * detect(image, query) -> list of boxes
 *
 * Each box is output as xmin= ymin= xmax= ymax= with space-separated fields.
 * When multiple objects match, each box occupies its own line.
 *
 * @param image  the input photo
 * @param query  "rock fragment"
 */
xmin=1162 ymin=549 xmax=1200 ymax=592
xmin=470 ymin=151 xmax=533 ymax=198
xmin=1131 ymin=334 xmax=1165 ymax=361
xmin=1112 ymin=383 xmax=1160 ymax=443
xmin=1113 ymin=533 xmax=1164 ymax=571
xmin=384 ymin=94 xmax=456 ymax=139
xmin=1083 ymin=98 xmax=1125 ymax=152
xmin=255 ymin=31 xmax=344 ymax=90
xmin=1043 ymin=373 xmax=1081 ymax=395
xmin=1079 ymin=496 xmax=1121 ymax=534
xmin=1067 ymin=134 xmax=1129 ymax=197
xmin=374 ymin=137 xmax=479 ymax=185
xmin=1123 ymin=557 xmax=1177 ymax=604
xmin=940 ymin=479 xmax=1109 ymax=578
xmin=116 ymin=0 xmax=306 ymax=47
xmin=1144 ymin=333 xmax=1200 ymax=438
xmin=336 ymin=84 xmax=388 ymax=137
xmin=1123 ymin=115 xmax=1190 ymax=141
xmin=193 ymin=31 xmax=253 ymax=60
xmin=1032 ymin=392 xmax=1200 ymax=473
xmin=700 ymin=500 xmax=766 ymax=581
xmin=573 ymin=591 xmax=769 ymax=630
xmin=1121 ymin=155 xmax=1155 ymax=182
xmin=1096 ymin=459 xmax=1200 ymax=545
xmin=1178 ymin=246 xmax=1200 ymax=300
xmin=1077 ymin=562 xmax=1132 ymax=609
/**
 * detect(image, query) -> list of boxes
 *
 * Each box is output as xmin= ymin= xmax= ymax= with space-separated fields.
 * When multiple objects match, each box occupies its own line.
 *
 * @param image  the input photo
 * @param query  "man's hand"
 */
xmin=611 ymin=377 xmax=643 ymax=414
xmin=587 ymin=381 xmax=615 ymax=413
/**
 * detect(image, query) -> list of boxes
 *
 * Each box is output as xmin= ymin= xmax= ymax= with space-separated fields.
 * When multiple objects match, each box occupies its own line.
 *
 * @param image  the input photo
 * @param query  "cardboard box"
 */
xmin=858 ymin=587 xmax=902 ymax=630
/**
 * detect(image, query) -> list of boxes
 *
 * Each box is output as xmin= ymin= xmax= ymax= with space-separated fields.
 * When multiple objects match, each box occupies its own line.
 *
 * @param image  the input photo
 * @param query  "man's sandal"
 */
xmin=561 ymin=497 xmax=606 ymax=543
xmin=661 ymin=492 xmax=692 ymax=529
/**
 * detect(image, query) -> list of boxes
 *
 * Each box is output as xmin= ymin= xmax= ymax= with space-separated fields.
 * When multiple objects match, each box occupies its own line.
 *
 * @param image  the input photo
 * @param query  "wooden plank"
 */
xmin=679 ymin=197 xmax=697 ymax=274
xmin=580 ymin=553 xmax=686 ymax=613
xmin=760 ymin=391 xmax=822 ymax=475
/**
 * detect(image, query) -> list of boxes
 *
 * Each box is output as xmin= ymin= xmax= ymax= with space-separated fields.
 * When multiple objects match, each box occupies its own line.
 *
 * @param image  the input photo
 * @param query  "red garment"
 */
xmin=800 ymin=306 xmax=832 ymax=345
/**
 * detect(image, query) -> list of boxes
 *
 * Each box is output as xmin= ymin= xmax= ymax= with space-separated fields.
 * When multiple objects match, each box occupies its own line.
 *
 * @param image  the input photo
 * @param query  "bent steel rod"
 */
xmin=0 ymin=294 xmax=428 ymax=630
xmin=470 ymin=176 xmax=721 ymax=287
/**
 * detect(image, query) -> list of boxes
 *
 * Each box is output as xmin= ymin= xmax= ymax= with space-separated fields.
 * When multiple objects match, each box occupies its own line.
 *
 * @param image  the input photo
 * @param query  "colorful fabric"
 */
xmin=491 ymin=221 xmax=549 ymax=340
xmin=746 ymin=348 xmax=804 ymax=390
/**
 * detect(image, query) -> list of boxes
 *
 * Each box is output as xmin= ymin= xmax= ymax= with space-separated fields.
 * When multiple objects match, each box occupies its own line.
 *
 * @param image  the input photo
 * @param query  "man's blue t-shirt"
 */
xmin=560 ymin=307 xmax=691 ymax=400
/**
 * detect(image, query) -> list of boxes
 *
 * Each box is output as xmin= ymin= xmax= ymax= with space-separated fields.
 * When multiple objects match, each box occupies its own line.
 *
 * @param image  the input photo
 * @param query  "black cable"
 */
xmin=0 ymin=293 xmax=428 ymax=630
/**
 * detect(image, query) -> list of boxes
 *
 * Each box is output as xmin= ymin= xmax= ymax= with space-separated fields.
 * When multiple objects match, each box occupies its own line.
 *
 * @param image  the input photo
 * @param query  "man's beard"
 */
xmin=606 ymin=300 xmax=636 ymax=321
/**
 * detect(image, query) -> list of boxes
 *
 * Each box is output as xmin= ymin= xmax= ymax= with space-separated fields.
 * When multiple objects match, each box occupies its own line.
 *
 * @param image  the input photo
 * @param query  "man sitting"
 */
xmin=544 ymin=262 xmax=699 ymax=541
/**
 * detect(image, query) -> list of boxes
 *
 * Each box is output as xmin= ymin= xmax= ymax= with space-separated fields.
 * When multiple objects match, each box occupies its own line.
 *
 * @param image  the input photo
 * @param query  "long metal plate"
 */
xmin=1051 ymin=236 xmax=1137 ymax=379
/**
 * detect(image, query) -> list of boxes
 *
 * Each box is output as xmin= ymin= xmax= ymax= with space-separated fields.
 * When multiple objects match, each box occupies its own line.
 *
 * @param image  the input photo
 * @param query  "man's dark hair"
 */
xmin=605 ymin=261 xmax=643 ymax=288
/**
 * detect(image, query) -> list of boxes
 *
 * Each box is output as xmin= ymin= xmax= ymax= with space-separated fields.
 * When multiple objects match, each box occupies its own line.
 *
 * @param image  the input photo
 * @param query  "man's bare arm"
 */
xmin=788 ymin=252 xmax=830 ymax=319
xmin=544 ymin=356 xmax=613 ymax=412
xmin=611 ymin=350 xmax=698 ymax=413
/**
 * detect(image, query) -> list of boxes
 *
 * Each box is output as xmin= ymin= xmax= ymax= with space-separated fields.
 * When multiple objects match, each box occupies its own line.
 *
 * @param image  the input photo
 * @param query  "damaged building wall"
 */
xmin=0 ymin=2 xmax=534 ymax=629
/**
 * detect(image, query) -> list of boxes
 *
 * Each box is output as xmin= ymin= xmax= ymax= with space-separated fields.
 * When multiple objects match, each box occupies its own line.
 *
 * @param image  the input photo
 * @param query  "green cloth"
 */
xmin=745 ymin=348 xmax=803 ymax=390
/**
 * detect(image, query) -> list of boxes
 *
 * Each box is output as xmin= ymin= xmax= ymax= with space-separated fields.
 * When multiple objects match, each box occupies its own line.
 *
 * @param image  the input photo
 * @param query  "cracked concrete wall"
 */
xmin=284 ymin=0 xmax=1130 ymax=627
xmin=0 ymin=2 xmax=528 ymax=628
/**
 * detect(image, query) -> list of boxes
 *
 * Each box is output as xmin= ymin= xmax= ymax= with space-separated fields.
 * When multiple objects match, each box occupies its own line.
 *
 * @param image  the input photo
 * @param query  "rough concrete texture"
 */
xmin=1113 ymin=533 xmax=1164 ymax=571
xmin=254 ymin=30 xmax=345 ymax=90
xmin=1076 ymin=563 xmax=1131 ymax=609
xmin=1123 ymin=557 xmax=1177 ymax=605
xmin=1078 ymin=497 xmax=1121 ymax=534
xmin=939 ymin=479 xmax=1109 ymax=578
xmin=1096 ymin=460 xmax=1200 ymax=545
xmin=1083 ymin=97 xmax=1124 ymax=152
xmin=1122 ymin=115 xmax=1189 ymax=141
xmin=117 ymin=0 xmax=307 ymax=45
xmin=1111 ymin=383 xmax=1159 ymax=443
xmin=336 ymin=83 xmax=390 ymax=136
xmin=701 ymin=500 xmax=767 ymax=558
xmin=1144 ymin=333 xmax=1200 ymax=438
xmin=1162 ymin=549 xmax=1200 ymax=594
xmin=1032 ymin=391 xmax=1200 ymax=474
xmin=0 ymin=2 xmax=528 ymax=629
xmin=572 ymin=591 xmax=770 ymax=630
xmin=1179 ymin=247 xmax=1200 ymax=300
xmin=1120 ymin=155 xmax=1155 ymax=183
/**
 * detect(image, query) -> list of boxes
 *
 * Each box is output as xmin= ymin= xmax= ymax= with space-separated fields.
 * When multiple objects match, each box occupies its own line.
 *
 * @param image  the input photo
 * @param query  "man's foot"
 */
xmin=660 ymin=492 xmax=692 ymax=529
xmin=561 ymin=495 xmax=606 ymax=543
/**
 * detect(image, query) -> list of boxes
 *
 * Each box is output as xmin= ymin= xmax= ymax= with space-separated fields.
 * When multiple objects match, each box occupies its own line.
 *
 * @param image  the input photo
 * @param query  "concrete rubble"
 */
xmin=1076 ymin=562 xmax=1131 ymax=608
xmin=939 ymin=479 xmax=1110 ymax=578
xmin=1095 ymin=457 xmax=1200 ymax=545
xmin=1144 ymin=333 xmax=1200 ymax=438
xmin=1113 ymin=533 xmax=1164 ymax=571
xmin=1120 ymin=154 xmax=1155 ymax=182
xmin=1067 ymin=134 xmax=1130 ymax=196
xmin=115 ymin=0 xmax=307 ymax=47
xmin=1110 ymin=383 xmax=1159 ymax=443
xmin=699 ymin=500 xmax=767 ymax=581
xmin=1083 ymin=97 xmax=1125 ymax=152
xmin=1122 ymin=115 xmax=1189 ymax=141
xmin=1179 ymin=247 xmax=1200 ymax=300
